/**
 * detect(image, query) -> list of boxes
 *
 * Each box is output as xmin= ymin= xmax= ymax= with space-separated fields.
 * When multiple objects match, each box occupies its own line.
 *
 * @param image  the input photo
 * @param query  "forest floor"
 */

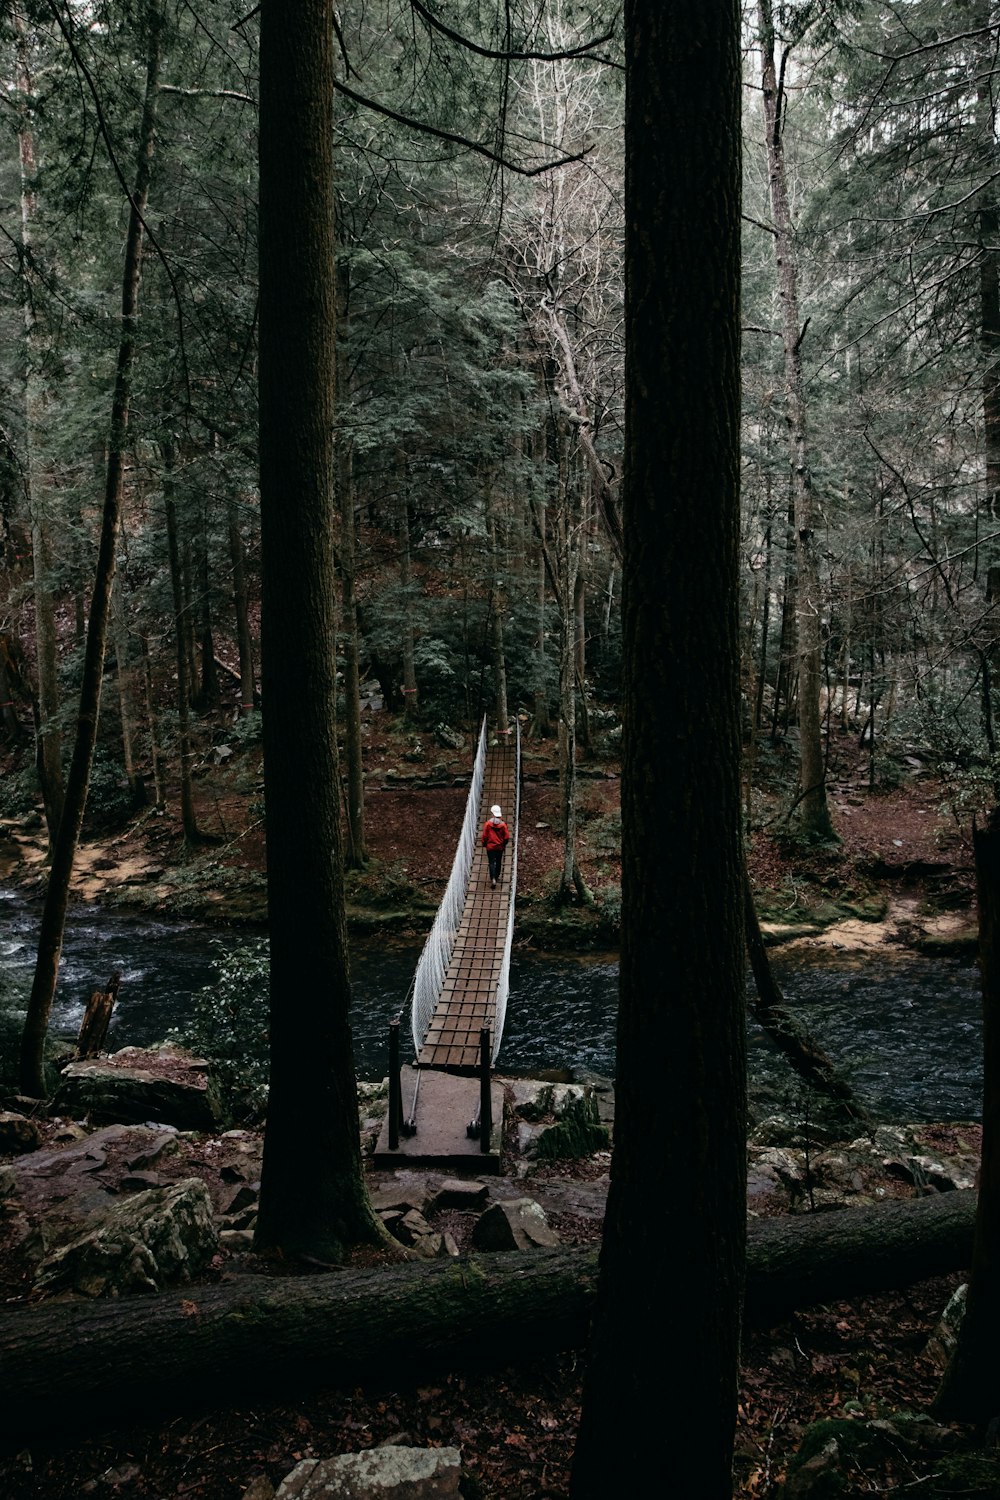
xmin=0 ymin=717 xmax=993 ymax=1496
xmin=0 ymin=714 xmax=980 ymax=953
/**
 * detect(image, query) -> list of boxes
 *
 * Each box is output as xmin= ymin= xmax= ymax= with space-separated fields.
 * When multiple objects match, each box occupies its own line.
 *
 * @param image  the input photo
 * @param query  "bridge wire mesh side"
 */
xmin=410 ymin=717 xmax=488 ymax=1057
xmin=491 ymin=720 xmax=520 ymax=1061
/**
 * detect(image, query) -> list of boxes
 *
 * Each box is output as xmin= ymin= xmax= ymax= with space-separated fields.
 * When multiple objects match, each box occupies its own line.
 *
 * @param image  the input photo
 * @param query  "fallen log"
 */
xmin=745 ymin=1188 xmax=974 ymax=1324
xmin=0 ymin=1192 xmax=975 ymax=1443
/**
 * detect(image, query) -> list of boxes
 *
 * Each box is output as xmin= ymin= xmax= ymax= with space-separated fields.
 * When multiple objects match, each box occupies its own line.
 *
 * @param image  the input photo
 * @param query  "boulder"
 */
xmin=377 ymin=1207 xmax=454 ymax=1258
xmin=224 ymin=1183 xmax=261 ymax=1217
xmin=126 ymin=1132 xmax=180 ymax=1172
xmin=33 ymin=1177 xmax=218 ymax=1297
xmin=925 ymin=1282 xmax=968 ymax=1370
xmin=0 ymin=1111 xmax=42 ymax=1155
xmin=220 ymin=1228 xmax=255 ymax=1252
xmin=52 ymin=1055 xmax=220 ymax=1132
xmin=781 ymin=1414 xmax=962 ymax=1497
xmin=434 ymin=725 xmax=466 ymax=752
xmin=752 ymin=1147 xmax=807 ymax=1194
xmin=471 ymin=1198 xmax=560 ymax=1251
xmin=274 ymin=1447 xmax=463 ymax=1499
xmin=370 ymin=1186 xmax=431 ymax=1217
xmin=242 ymin=1478 xmax=276 ymax=1500
xmin=428 ymin=1179 xmax=489 ymax=1212
xmin=509 ymin=1082 xmax=610 ymax=1160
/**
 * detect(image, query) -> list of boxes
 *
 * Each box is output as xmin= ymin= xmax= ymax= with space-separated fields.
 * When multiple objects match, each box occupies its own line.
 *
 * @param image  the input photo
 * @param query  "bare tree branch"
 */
xmin=407 ymin=0 xmax=621 ymax=68
xmin=333 ymin=77 xmax=593 ymax=177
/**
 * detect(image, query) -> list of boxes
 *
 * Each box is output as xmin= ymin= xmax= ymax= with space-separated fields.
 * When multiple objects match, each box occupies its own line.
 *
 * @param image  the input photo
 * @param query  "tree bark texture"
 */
xmin=0 ymin=1195 xmax=975 ymax=1446
xmin=256 ymin=0 xmax=382 ymax=1259
xmin=489 ymin=501 xmax=509 ymax=733
xmin=163 ymin=448 xmax=200 ymax=844
xmin=194 ymin=509 xmax=220 ymax=713
xmin=758 ymin=0 xmax=834 ymax=840
xmin=227 ymin=500 xmax=256 ymax=713
xmin=76 ymin=970 xmax=122 ymax=1059
xmin=112 ymin=578 xmax=146 ymax=809
xmin=19 ymin=1 xmax=163 ymax=1099
xmin=17 ymin=17 xmax=64 ymax=850
xmin=398 ymin=488 xmax=419 ymax=718
xmin=571 ymin=6 xmax=745 ymax=1496
xmin=976 ymin=0 xmax=1000 ymax=524
xmin=933 ymin=815 xmax=1000 ymax=1423
xmin=0 ymin=636 xmax=27 ymax=741
xmin=335 ymin=259 xmax=367 ymax=867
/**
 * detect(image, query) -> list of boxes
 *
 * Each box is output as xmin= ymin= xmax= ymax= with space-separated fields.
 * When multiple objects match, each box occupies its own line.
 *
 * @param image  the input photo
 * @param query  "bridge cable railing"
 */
xmin=491 ymin=718 xmax=520 ymax=1061
xmin=410 ymin=716 xmax=488 ymax=1057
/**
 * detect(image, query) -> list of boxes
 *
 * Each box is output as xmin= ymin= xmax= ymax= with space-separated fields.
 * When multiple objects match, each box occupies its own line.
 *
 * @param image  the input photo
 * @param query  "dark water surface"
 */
xmin=0 ymin=889 xmax=983 ymax=1120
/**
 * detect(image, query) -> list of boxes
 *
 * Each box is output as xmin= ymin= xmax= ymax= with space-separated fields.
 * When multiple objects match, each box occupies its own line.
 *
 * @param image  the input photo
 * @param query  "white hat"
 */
xmin=490 ymin=805 xmax=502 ymax=818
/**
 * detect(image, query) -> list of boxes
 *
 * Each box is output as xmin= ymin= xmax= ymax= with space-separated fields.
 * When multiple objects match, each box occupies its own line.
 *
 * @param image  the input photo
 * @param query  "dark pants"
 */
xmin=487 ymin=847 xmax=504 ymax=883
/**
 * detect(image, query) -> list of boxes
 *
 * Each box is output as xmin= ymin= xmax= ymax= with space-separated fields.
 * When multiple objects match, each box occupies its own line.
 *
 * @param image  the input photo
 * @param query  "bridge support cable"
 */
xmin=491 ymin=721 xmax=520 ymax=1062
xmin=411 ymin=717 xmax=488 ymax=1058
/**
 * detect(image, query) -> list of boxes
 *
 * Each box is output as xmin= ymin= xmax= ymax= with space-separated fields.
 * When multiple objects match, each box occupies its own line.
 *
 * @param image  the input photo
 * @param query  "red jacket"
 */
xmin=481 ymin=817 xmax=510 ymax=851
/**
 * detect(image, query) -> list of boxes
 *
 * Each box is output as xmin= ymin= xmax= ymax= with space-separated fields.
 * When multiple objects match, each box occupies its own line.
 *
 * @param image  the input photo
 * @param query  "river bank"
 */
xmin=0 ymin=758 xmax=981 ymax=958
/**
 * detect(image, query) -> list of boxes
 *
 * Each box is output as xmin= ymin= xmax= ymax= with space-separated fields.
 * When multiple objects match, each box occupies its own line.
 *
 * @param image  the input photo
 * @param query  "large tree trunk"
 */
xmin=19 ymin=2 xmax=163 ymax=1099
xmin=17 ymin=17 xmax=64 ymax=851
xmin=758 ymin=0 xmax=834 ymax=841
xmin=194 ymin=505 xmax=220 ymax=714
xmin=398 ymin=481 xmax=419 ymax=720
xmin=256 ymin=0 xmax=383 ymax=1260
xmin=111 ymin=577 xmax=146 ymax=810
xmin=336 ymin=256 xmax=367 ymax=868
xmin=0 ymin=635 xmax=27 ymax=742
xmin=571 ymin=6 xmax=745 ymax=1496
xmin=338 ymin=446 xmax=367 ymax=868
xmin=163 ymin=446 xmax=201 ymax=845
xmin=0 ymin=1194 xmax=975 ymax=1444
xmin=140 ymin=632 xmax=166 ymax=808
xmin=227 ymin=499 xmax=256 ymax=715
xmin=533 ymin=472 xmax=550 ymax=735
xmin=933 ymin=813 xmax=1000 ymax=1424
xmin=489 ymin=500 xmax=509 ymax=733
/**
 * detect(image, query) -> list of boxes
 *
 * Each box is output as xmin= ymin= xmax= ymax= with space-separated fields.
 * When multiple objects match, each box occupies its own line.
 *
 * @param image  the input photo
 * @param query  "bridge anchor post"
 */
xmin=387 ymin=1018 xmax=402 ymax=1150
xmin=479 ymin=1025 xmax=492 ymax=1154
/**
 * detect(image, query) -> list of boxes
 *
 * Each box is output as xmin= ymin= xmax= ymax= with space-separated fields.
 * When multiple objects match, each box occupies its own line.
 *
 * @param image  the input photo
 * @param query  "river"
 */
xmin=0 ymin=889 xmax=984 ymax=1121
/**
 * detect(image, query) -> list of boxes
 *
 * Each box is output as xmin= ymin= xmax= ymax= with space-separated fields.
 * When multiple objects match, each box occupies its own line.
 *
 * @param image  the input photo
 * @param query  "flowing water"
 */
xmin=0 ymin=888 xmax=983 ymax=1120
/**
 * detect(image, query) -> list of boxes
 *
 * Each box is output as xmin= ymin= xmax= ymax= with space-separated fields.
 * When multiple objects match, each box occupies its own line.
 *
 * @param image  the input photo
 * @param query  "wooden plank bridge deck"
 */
xmin=416 ymin=738 xmax=517 ymax=1072
xmin=374 ymin=732 xmax=518 ymax=1171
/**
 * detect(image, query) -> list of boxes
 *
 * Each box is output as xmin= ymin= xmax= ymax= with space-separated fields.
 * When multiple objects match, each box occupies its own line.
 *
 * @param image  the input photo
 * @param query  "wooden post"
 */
xmin=387 ymin=1018 xmax=401 ymax=1151
xmin=479 ymin=1026 xmax=492 ymax=1154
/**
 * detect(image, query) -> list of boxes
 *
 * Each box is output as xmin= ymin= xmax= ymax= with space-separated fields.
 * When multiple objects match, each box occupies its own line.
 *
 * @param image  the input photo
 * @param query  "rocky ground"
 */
xmin=0 ymin=723 xmax=995 ymax=1495
xmin=0 ymin=1053 xmax=991 ymax=1499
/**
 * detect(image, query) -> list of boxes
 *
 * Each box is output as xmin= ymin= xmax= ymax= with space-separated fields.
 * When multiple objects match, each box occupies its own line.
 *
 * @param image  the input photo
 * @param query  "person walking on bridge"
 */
xmin=481 ymin=804 xmax=510 ymax=890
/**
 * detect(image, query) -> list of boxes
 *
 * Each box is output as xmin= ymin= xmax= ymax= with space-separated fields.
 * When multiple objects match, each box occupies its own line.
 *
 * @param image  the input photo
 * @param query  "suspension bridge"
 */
xmin=375 ymin=719 xmax=520 ymax=1172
